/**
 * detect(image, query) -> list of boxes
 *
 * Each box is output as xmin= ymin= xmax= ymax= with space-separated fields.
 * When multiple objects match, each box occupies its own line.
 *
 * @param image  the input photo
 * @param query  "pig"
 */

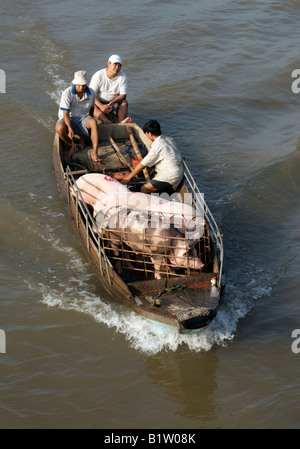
xmin=95 ymin=205 xmax=204 ymax=280
xmin=72 ymin=174 xmax=204 ymax=241
xmin=167 ymin=234 xmax=205 ymax=271
xmin=94 ymin=190 xmax=204 ymax=241
xmin=71 ymin=173 xmax=129 ymax=207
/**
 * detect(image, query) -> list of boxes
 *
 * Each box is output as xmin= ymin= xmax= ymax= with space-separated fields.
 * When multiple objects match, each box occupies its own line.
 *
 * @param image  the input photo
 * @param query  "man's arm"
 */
xmin=109 ymin=94 xmax=126 ymax=107
xmin=90 ymin=71 xmax=111 ymax=113
xmin=121 ymin=161 xmax=145 ymax=184
xmin=104 ymin=94 xmax=127 ymax=114
xmin=63 ymin=110 xmax=74 ymax=141
xmin=94 ymin=96 xmax=106 ymax=111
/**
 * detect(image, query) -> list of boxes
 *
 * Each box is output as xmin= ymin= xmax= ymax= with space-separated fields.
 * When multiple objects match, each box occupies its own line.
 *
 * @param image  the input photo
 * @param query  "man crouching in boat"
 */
xmin=89 ymin=54 xmax=132 ymax=124
xmin=121 ymin=120 xmax=183 ymax=195
xmin=55 ymin=70 xmax=101 ymax=163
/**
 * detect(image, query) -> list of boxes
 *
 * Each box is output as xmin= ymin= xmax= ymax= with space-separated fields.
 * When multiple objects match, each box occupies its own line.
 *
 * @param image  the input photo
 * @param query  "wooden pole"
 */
xmin=127 ymin=125 xmax=150 ymax=181
xmin=109 ymin=137 xmax=133 ymax=171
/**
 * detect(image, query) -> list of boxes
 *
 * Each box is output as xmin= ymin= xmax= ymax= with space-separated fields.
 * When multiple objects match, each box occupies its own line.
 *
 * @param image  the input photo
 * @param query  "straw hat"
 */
xmin=72 ymin=70 xmax=88 ymax=85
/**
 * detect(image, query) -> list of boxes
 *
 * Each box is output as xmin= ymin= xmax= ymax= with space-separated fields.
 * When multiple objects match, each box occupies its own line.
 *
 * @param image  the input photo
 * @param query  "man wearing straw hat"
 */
xmin=56 ymin=70 xmax=101 ymax=162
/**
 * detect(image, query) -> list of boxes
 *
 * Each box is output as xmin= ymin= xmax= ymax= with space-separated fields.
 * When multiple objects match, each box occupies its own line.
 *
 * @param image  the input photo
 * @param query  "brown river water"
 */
xmin=1 ymin=0 xmax=300 ymax=430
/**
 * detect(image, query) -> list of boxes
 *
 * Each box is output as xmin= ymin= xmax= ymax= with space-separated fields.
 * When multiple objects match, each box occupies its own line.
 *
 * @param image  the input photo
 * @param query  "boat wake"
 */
xmin=3 ymin=14 xmax=71 ymax=133
xmin=35 ymin=279 xmax=233 ymax=355
xmin=23 ymin=166 xmax=289 ymax=355
xmin=25 ymin=252 xmax=269 ymax=355
xmin=29 ymin=263 xmax=277 ymax=355
xmin=41 ymin=145 xmax=296 ymax=354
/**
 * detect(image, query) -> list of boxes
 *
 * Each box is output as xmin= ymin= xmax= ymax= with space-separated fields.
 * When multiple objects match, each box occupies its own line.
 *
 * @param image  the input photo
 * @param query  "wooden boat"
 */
xmin=53 ymin=122 xmax=224 ymax=334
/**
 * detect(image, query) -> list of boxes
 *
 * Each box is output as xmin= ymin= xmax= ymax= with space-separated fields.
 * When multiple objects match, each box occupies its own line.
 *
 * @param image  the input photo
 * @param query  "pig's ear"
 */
xmin=174 ymin=248 xmax=187 ymax=258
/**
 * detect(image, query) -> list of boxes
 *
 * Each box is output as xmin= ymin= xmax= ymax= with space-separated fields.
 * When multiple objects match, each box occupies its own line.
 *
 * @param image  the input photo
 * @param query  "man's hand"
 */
xmin=121 ymin=176 xmax=131 ymax=185
xmin=100 ymin=103 xmax=113 ymax=114
xmin=67 ymin=127 xmax=74 ymax=141
xmin=104 ymin=103 xmax=114 ymax=114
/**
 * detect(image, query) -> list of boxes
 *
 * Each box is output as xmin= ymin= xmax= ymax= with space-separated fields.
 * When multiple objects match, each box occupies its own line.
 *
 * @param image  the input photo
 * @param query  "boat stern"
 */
xmin=177 ymin=307 xmax=217 ymax=334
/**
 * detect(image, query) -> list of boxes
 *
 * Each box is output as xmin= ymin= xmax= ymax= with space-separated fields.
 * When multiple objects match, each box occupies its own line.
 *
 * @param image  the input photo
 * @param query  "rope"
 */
xmin=145 ymin=278 xmax=186 ymax=307
xmin=155 ymin=277 xmax=186 ymax=299
xmin=65 ymin=161 xmax=87 ymax=171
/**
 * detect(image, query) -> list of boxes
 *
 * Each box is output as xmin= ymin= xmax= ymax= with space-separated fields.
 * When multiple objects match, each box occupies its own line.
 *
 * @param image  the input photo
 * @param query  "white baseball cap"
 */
xmin=108 ymin=54 xmax=123 ymax=65
xmin=72 ymin=70 xmax=88 ymax=85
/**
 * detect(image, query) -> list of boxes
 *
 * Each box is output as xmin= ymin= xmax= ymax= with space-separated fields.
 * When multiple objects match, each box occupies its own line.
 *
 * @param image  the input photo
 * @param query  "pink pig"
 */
xmin=95 ymin=205 xmax=204 ymax=280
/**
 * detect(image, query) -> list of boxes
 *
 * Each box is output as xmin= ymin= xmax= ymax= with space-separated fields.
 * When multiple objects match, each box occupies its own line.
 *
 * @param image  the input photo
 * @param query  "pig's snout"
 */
xmin=170 ymin=248 xmax=204 ymax=270
xmin=192 ymin=256 xmax=204 ymax=269
xmin=176 ymin=255 xmax=204 ymax=269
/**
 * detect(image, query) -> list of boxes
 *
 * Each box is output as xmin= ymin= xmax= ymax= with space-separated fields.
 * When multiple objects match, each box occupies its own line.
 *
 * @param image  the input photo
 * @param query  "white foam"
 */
xmin=24 ymin=192 xmax=275 ymax=354
xmin=25 ymin=222 xmax=259 ymax=354
xmin=26 ymin=273 xmax=242 ymax=355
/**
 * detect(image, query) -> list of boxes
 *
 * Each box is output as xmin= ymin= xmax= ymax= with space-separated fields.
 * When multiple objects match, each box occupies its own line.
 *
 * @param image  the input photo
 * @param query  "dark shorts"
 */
xmin=101 ymin=99 xmax=127 ymax=106
xmin=57 ymin=116 xmax=90 ymax=137
xmin=101 ymin=99 xmax=127 ymax=116
xmin=150 ymin=179 xmax=174 ymax=195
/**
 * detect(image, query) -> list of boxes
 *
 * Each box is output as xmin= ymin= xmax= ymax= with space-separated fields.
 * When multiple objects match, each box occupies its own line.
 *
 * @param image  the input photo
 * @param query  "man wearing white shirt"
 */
xmin=56 ymin=70 xmax=101 ymax=162
xmin=121 ymin=120 xmax=183 ymax=195
xmin=89 ymin=55 xmax=131 ymax=124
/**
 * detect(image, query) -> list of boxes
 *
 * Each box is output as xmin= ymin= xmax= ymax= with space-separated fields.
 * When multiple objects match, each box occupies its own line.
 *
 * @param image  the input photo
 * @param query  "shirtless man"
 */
xmin=89 ymin=55 xmax=132 ymax=124
xmin=56 ymin=70 xmax=101 ymax=162
xmin=121 ymin=120 xmax=183 ymax=195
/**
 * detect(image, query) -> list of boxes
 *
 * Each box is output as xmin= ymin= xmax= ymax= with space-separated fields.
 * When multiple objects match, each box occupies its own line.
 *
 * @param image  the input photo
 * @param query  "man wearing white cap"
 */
xmin=89 ymin=55 xmax=131 ymax=124
xmin=56 ymin=70 xmax=101 ymax=162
